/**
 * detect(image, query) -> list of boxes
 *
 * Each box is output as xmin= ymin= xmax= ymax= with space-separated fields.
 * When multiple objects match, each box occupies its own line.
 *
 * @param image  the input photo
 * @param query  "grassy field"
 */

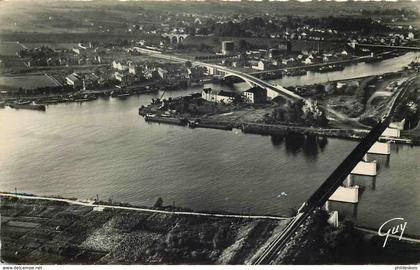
xmin=0 ymin=42 xmax=25 ymax=56
xmin=22 ymin=42 xmax=79 ymax=50
xmin=0 ymin=42 xmax=28 ymax=72
xmin=0 ymin=74 xmax=62 ymax=90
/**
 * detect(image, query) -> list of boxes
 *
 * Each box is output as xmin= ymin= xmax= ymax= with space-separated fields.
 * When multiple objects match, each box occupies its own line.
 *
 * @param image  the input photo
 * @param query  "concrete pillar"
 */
xmin=266 ymin=88 xmax=279 ymax=99
xmin=351 ymin=160 xmax=377 ymax=176
xmin=329 ymin=186 xmax=359 ymax=203
xmin=363 ymin=153 xmax=368 ymax=162
xmin=371 ymin=176 xmax=376 ymax=191
xmin=344 ymin=175 xmax=353 ymax=187
xmin=327 ymin=211 xmax=339 ymax=228
xmin=368 ymin=141 xmax=391 ymax=155
xmin=382 ymin=127 xmax=400 ymax=138
xmin=389 ymin=119 xmax=405 ymax=130
xmin=324 ymin=201 xmax=330 ymax=212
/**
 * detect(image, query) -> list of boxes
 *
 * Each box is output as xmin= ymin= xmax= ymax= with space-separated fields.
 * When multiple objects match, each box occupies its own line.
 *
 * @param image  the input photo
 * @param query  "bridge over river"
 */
xmin=133 ymin=47 xmax=304 ymax=101
xmin=252 ymin=75 xmax=417 ymax=264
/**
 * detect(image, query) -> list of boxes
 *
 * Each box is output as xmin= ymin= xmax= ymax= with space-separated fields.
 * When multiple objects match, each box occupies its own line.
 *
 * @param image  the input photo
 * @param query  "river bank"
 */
xmin=2 ymin=84 xmax=419 ymax=236
xmin=0 ymin=193 xmax=288 ymax=264
xmin=0 ymin=77 xmax=200 ymax=108
xmin=3 ymin=193 xmax=418 ymax=265
xmin=140 ymin=114 xmax=420 ymax=146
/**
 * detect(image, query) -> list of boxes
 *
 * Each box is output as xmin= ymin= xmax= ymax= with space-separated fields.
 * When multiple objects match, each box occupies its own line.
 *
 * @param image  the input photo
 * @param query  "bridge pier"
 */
xmin=329 ymin=186 xmax=359 ymax=203
xmin=368 ymin=141 xmax=391 ymax=155
xmin=381 ymin=127 xmax=400 ymax=138
xmin=363 ymin=153 xmax=368 ymax=162
xmin=266 ymin=88 xmax=279 ymax=99
xmin=389 ymin=119 xmax=405 ymax=130
xmin=327 ymin=210 xmax=339 ymax=228
xmin=351 ymin=160 xmax=377 ymax=176
xmin=344 ymin=175 xmax=353 ymax=187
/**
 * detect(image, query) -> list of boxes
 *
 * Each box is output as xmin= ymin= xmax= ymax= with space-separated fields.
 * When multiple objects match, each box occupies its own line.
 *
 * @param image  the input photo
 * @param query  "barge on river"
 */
xmin=8 ymin=101 xmax=46 ymax=111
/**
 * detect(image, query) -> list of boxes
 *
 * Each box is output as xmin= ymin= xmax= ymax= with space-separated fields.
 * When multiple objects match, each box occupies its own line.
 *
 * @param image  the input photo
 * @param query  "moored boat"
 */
xmin=117 ymin=92 xmax=131 ymax=99
xmin=316 ymin=64 xmax=345 ymax=73
xmin=8 ymin=102 xmax=46 ymax=111
xmin=285 ymin=69 xmax=307 ymax=77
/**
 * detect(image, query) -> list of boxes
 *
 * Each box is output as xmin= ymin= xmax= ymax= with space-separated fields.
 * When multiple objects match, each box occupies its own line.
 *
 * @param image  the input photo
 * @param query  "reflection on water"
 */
xmin=318 ymin=136 xmax=328 ymax=151
xmin=270 ymin=134 xmax=284 ymax=146
xmin=352 ymin=175 xmax=377 ymax=191
xmin=271 ymin=134 xmax=328 ymax=161
xmin=328 ymin=201 xmax=359 ymax=219
xmin=365 ymin=153 xmax=390 ymax=169
xmin=303 ymin=135 xmax=319 ymax=158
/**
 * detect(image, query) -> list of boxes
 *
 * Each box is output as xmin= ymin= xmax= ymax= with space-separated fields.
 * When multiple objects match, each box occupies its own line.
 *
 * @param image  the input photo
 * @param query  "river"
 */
xmin=0 ymin=52 xmax=419 ymax=235
xmin=272 ymin=52 xmax=420 ymax=87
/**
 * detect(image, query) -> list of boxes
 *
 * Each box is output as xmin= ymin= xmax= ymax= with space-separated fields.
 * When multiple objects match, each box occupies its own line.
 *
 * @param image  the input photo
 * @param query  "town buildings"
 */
xmin=243 ymin=87 xmax=267 ymax=104
xmin=222 ymin=41 xmax=235 ymax=55
xmin=201 ymin=88 xmax=238 ymax=104
xmin=65 ymin=72 xmax=99 ymax=90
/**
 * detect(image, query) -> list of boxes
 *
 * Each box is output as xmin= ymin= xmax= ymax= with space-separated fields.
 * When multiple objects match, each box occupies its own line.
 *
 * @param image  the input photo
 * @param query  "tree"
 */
xmin=289 ymin=100 xmax=305 ymax=123
xmin=185 ymin=61 xmax=192 ymax=69
xmin=238 ymin=39 xmax=249 ymax=52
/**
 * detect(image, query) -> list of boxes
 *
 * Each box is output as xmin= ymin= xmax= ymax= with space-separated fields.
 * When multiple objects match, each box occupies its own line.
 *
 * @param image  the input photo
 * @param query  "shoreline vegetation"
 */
xmin=1 ymin=193 xmax=418 ymax=265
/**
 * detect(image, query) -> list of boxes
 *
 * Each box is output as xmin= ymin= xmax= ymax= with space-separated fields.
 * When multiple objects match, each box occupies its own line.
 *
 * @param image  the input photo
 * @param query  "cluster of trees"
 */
xmin=149 ymin=221 xmax=236 ymax=264
xmin=194 ymin=15 xmax=390 ymax=38
xmin=270 ymin=100 xmax=328 ymax=127
xmin=394 ymin=89 xmax=419 ymax=130
xmin=18 ymin=46 xmax=57 ymax=59
xmin=18 ymin=46 xmax=59 ymax=66
xmin=356 ymin=76 xmax=378 ymax=107
xmin=361 ymin=8 xmax=419 ymax=17
xmin=196 ymin=17 xmax=282 ymax=38
xmin=303 ymin=17 xmax=389 ymax=35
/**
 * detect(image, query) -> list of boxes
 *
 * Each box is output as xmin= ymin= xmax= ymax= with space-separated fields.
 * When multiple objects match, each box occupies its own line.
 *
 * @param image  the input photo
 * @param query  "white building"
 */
xmin=65 ymin=73 xmax=81 ymax=88
xmin=112 ymin=60 xmax=129 ymax=71
xmin=202 ymin=88 xmax=237 ymax=104
xmin=252 ymin=60 xmax=267 ymax=71
xmin=303 ymin=57 xmax=312 ymax=65
xmin=407 ymin=32 xmax=415 ymax=40
xmin=221 ymin=41 xmax=235 ymax=55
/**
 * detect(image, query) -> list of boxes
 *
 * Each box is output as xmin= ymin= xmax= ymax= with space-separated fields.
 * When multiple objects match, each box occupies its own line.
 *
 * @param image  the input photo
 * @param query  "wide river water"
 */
xmin=0 ymin=52 xmax=419 ymax=235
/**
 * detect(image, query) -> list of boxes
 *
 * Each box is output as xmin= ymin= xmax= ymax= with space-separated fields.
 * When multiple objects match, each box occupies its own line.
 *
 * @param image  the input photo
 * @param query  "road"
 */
xmin=0 ymin=192 xmax=293 ymax=221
